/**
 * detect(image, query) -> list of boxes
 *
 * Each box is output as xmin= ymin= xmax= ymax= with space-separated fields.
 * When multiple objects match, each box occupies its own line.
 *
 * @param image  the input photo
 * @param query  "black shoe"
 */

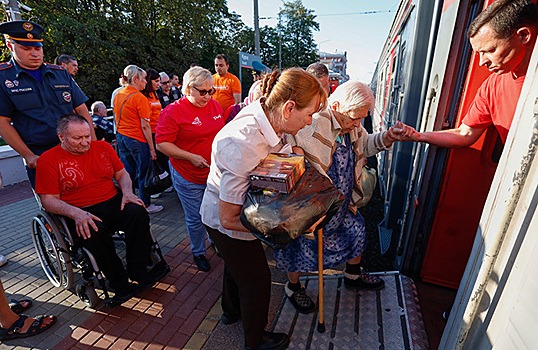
xmin=284 ymin=282 xmax=315 ymax=314
xmin=110 ymin=282 xmax=141 ymax=305
xmin=245 ymin=331 xmax=290 ymax=350
xmin=194 ymin=255 xmax=210 ymax=272
xmin=220 ymin=312 xmax=241 ymax=325
xmin=343 ymin=268 xmax=385 ymax=290
xmin=129 ymin=270 xmax=158 ymax=289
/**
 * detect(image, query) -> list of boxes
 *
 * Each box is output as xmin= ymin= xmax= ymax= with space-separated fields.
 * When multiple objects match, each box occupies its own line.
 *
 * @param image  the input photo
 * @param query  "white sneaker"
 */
xmin=164 ymin=186 xmax=174 ymax=193
xmin=146 ymin=204 xmax=164 ymax=214
xmin=0 ymin=255 xmax=7 ymax=267
xmin=150 ymin=193 xmax=161 ymax=199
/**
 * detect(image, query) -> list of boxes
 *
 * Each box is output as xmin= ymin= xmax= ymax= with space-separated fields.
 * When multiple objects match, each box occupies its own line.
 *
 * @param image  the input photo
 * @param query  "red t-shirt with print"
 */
xmin=155 ymin=97 xmax=224 ymax=184
xmin=36 ymin=141 xmax=124 ymax=207
xmin=462 ymin=73 xmax=525 ymax=143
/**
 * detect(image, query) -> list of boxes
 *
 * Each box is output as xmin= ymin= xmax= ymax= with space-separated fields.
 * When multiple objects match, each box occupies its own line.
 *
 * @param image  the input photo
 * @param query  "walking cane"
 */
xmin=317 ymin=227 xmax=325 ymax=333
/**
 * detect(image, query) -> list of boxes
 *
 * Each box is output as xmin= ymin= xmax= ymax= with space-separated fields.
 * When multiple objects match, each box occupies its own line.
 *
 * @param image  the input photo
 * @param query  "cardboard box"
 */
xmin=249 ymin=153 xmax=306 ymax=193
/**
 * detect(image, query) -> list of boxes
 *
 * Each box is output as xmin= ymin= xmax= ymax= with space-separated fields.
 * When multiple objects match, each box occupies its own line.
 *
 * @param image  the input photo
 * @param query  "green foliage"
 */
xmin=1 ymin=0 xmax=320 ymax=105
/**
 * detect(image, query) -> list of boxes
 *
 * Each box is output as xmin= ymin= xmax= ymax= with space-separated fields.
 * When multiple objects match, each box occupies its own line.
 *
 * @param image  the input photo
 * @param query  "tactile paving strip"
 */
xmin=271 ymin=272 xmax=428 ymax=349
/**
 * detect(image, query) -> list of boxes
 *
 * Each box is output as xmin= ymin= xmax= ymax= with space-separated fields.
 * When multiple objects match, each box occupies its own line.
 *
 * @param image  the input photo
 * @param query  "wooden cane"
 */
xmin=317 ymin=228 xmax=325 ymax=333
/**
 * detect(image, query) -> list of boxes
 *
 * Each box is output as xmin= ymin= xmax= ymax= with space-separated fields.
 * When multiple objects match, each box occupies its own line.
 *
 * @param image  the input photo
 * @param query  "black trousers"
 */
xmin=67 ymin=193 xmax=153 ymax=289
xmin=205 ymin=225 xmax=271 ymax=348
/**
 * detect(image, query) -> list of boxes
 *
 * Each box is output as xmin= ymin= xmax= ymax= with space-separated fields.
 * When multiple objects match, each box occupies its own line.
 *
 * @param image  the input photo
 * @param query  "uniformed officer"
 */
xmin=0 ymin=20 xmax=95 ymax=187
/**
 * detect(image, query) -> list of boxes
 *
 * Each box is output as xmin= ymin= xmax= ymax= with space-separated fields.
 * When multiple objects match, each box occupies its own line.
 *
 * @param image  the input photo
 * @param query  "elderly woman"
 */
xmin=275 ymin=81 xmax=401 ymax=314
xmin=156 ymin=67 xmax=224 ymax=272
xmin=200 ymin=68 xmax=327 ymax=350
xmin=113 ymin=65 xmax=163 ymax=214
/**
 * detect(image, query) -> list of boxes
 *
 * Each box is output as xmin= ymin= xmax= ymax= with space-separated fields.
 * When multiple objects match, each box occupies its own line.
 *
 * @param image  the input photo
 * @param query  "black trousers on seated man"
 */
xmin=66 ymin=193 xmax=153 ymax=289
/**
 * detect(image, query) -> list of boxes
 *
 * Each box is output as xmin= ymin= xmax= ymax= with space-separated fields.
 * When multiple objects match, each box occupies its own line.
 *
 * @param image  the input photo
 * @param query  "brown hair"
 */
xmin=468 ymin=0 xmax=538 ymax=39
xmin=261 ymin=68 xmax=327 ymax=125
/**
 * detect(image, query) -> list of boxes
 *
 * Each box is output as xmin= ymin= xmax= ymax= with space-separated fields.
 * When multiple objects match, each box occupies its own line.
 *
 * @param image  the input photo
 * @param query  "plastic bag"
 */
xmin=144 ymin=160 xmax=172 ymax=195
xmin=240 ymin=166 xmax=345 ymax=249
xmin=356 ymin=166 xmax=377 ymax=208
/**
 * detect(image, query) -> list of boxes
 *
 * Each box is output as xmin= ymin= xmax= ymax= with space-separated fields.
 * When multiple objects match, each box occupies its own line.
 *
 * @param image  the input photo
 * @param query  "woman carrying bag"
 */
xmin=113 ymin=65 xmax=163 ymax=214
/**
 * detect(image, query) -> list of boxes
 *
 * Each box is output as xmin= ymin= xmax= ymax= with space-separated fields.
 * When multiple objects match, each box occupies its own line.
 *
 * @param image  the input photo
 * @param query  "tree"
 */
xmin=277 ymin=0 xmax=319 ymax=68
xmin=1 ymin=0 xmax=254 ymax=105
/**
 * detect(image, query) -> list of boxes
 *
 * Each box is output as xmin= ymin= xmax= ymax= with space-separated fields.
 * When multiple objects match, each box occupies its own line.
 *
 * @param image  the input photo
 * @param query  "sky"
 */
xmin=227 ymin=0 xmax=401 ymax=82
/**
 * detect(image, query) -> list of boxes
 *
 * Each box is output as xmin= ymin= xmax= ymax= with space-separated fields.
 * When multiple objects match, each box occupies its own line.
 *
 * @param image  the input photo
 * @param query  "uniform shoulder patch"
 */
xmin=0 ymin=62 xmax=13 ymax=70
xmin=45 ymin=63 xmax=65 ymax=70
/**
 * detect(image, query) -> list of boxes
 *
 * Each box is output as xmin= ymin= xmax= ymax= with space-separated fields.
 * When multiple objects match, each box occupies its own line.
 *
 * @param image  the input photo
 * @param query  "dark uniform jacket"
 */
xmin=0 ymin=58 xmax=88 ymax=154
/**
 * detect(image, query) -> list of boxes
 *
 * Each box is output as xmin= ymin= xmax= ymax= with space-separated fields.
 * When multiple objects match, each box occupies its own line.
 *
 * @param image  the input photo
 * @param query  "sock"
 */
xmin=345 ymin=262 xmax=362 ymax=275
xmin=287 ymin=281 xmax=302 ymax=292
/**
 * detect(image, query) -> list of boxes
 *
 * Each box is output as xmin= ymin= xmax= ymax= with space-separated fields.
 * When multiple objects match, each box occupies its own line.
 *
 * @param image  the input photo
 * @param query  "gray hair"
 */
xmin=182 ymin=66 xmax=213 ymax=95
xmin=57 ymin=114 xmax=90 ymax=135
xmin=90 ymin=101 xmax=106 ymax=114
xmin=159 ymin=71 xmax=169 ymax=81
xmin=328 ymin=80 xmax=374 ymax=113
xmin=121 ymin=64 xmax=145 ymax=85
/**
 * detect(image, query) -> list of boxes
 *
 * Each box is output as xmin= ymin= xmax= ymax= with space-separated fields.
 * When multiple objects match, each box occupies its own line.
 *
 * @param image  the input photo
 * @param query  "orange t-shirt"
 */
xmin=113 ymin=86 xmax=152 ymax=143
xmin=147 ymin=92 xmax=162 ymax=133
xmin=213 ymin=72 xmax=241 ymax=111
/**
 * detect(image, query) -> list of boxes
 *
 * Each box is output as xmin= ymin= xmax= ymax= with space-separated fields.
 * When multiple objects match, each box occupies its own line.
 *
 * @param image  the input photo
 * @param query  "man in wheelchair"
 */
xmin=35 ymin=114 xmax=168 ymax=305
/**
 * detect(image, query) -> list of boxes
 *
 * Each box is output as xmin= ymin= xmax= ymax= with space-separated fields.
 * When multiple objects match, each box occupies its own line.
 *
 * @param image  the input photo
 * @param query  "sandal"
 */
xmin=9 ymin=299 xmax=32 ymax=314
xmin=0 ymin=314 xmax=56 ymax=341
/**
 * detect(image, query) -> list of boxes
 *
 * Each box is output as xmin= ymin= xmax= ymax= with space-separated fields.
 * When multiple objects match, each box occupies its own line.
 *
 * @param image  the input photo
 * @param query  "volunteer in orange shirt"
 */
xmin=212 ymin=54 xmax=242 ymax=111
xmin=113 ymin=65 xmax=163 ymax=214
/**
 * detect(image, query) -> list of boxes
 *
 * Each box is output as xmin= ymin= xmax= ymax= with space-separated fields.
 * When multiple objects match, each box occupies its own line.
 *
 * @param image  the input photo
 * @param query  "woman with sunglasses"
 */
xmin=156 ymin=66 xmax=224 ymax=272
xmin=200 ymin=68 xmax=327 ymax=350
xmin=275 ymin=81 xmax=402 ymax=314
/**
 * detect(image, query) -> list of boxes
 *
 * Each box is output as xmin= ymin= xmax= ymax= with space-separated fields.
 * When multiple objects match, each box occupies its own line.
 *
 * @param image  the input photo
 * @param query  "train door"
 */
xmin=418 ymin=0 xmax=500 ymax=288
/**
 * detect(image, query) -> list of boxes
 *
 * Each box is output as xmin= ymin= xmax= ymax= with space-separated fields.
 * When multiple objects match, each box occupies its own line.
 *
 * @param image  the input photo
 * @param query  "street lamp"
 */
xmin=318 ymin=39 xmax=330 ymax=55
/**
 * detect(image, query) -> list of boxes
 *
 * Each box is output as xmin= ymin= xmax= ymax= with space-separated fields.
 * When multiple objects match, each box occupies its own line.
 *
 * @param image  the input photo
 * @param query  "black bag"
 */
xmin=143 ymin=160 xmax=172 ymax=195
xmin=240 ymin=166 xmax=345 ymax=249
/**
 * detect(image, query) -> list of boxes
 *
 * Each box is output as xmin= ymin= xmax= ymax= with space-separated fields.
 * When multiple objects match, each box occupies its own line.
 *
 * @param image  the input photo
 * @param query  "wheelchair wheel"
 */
xmin=31 ymin=211 xmax=74 ymax=289
xmin=76 ymin=283 xmax=99 ymax=308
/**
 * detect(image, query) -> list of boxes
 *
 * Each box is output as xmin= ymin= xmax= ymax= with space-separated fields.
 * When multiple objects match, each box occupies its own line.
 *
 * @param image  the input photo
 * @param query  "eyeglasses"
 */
xmin=161 ymin=81 xmax=170 ymax=85
xmin=192 ymin=86 xmax=216 ymax=96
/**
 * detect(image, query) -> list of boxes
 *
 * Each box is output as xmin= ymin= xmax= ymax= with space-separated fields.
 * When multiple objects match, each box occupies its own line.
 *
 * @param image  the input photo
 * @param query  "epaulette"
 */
xmin=45 ymin=63 xmax=65 ymax=70
xmin=0 ymin=62 xmax=13 ymax=70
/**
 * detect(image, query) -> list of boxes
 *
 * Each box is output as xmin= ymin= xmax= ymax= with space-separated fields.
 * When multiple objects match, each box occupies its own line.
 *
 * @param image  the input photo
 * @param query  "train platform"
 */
xmin=0 ymin=180 xmax=436 ymax=350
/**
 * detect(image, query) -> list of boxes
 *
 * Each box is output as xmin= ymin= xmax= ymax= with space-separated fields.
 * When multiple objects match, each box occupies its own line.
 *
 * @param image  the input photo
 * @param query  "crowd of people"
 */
xmin=0 ymin=0 xmax=536 ymax=348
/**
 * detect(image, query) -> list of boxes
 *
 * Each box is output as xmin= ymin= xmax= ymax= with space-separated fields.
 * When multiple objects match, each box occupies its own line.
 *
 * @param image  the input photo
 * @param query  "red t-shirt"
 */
xmin=155 ymin=97 xmax=224 ymax=184
xmin=36 ymin=141 xmax=124 ymax=208
xmin=462 ymin=73 xmax=525 ymax=143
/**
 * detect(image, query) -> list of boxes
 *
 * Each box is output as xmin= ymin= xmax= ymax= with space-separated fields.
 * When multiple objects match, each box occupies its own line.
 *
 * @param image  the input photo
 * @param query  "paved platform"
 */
xmin=0 ymin=181 xmax=430 ymax=350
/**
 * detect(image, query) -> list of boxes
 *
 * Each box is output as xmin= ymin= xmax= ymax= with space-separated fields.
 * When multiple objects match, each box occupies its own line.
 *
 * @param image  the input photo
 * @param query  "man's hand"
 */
xmin=23 ymin=154 xmax=39 ymax=169
xmin=391 ymin=121 xmax=421 ymax=142
xmin=74 ymin=209 xmax=102 ymax=239
xmin=150 ymin=148 xmax=157 ymax=161
xmin=121 ymin=191 xmax=145 ymax=210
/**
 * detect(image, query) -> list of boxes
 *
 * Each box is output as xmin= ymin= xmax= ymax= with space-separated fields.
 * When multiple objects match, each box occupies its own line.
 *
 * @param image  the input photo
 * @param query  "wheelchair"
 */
xmin=31 ymin=207 xmax=169 ymax=308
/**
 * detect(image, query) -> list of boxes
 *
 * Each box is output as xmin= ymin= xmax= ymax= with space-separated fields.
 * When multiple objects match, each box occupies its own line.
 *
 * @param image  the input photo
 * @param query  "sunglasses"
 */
xmin=192 ymin=86 xmax=216 ymax=96
xmin=161 ymin=81 xmax=170 ymax=85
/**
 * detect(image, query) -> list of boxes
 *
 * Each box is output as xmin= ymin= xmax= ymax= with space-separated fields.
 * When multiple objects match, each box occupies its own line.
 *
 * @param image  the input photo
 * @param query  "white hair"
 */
xmin=328 ymin=80 xmax=374 ymax=113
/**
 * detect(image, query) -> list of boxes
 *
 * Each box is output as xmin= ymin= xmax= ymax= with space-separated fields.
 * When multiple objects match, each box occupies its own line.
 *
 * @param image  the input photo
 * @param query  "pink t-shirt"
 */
xmin=155 ymin=97 xmax=224 ymax=184
xmin=462 ymin=73 xmax=525 ymax=143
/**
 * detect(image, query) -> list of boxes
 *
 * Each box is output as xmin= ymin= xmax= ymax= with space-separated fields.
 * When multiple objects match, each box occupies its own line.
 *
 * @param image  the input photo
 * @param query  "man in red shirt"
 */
xmin=397 ymin=0 xmax=537 ymax=147
xmin=36 ymin=114 xmax=168 ymax=305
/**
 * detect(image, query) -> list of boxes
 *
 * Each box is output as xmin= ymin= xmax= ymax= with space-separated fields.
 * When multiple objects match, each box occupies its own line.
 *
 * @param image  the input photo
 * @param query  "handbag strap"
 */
xmin=116 ymin=91 xmax=137 ymax=129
